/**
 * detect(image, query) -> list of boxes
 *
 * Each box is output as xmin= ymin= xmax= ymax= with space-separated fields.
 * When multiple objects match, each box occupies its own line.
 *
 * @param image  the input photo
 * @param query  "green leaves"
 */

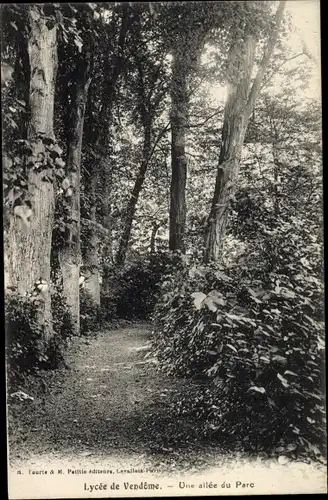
xmin=272 ymin=354 xmax=288 ymax=366
xmin=153 ymin=251 xmax=325 ymax=457
xmin=6 ymin=289 xmax=74 ymax=383
xmin=29 ymin=7 xmax=41 ymax=22
xmin=284 ymin=370 xmax=297 ymax=377
xmin=74 ymin=37 xmax=83 ymax=52
xmin=191 ymin=291 xmax=207 ymax=310
xmin=10 ymin=391 xmax=34 ymax=402
xmin=49 ymin=143 xmax=63 ymax=158
xmin=61 ymin=178 xmax=70 ymax=190
xmin=277 ymin=373 xmax=289 ymax=388
xmin=248 ymin=386 xmax=266 ymax=394
xmin=191 ymin=289 xmax=226 ymax=312
xmin=6 ymin=187 xmax=22 ymax=205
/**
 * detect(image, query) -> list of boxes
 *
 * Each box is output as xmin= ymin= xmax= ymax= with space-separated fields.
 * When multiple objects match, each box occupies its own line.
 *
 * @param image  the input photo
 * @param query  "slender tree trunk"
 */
xmin=203 ymin=37 xmax=256 ymax=263
xmin=169 ymin=45 xmax=188 ymax=253
xmin=101 ymin=162 xmax=114 ymax=265
xmin=150 ymin=221 xmax=160 ymax=253
xmin=6 ymin=6 xmax=57 ymax=342
xmin=83 ymin=174 xmax=101 ymax=305
xmin=204 ymin=1 xmax=286 ymax=263
xmin=116 ymin=122 xmax=152 ymax=266
xmin=58 ymin=55 xmax=91 ymax=333
xmin=81 ymin=81 xmax=101 ymax=305
xmin=98 ymin=7 xmax=131 ymax=271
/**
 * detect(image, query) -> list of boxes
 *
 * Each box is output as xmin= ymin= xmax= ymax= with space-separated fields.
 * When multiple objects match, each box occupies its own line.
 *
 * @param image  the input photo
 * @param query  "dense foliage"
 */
xmin=152 ymin=96 xmax=325 ymax=455
xmin=153 ymin=258 xmax=325 ymax=454
xmin=80 ymin=288 xmax=104 ymax=335
xmin=6 ymin=290 xmax=74 ymax=384
xmin=103 ymin=252 xmax=176 ymax=320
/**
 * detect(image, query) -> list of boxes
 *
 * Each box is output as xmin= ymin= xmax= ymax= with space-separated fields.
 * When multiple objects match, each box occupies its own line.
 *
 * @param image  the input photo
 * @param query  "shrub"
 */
xmin=100 ymin=292 xmax=119 ymax=323
xmin=5 ymin=289 xmax=74 ymax=384
xmin=105 ymin=252 xmax=177 ymax=320
xmin=80 ymin=288 xmax=103 ymax=335
xmin=48 ymin=290 xmax=75 ymax=367
xmin=152 ymin=261 xmax=326 ymax=457
xmin=6 ymin=292 xmax=44 ymax=381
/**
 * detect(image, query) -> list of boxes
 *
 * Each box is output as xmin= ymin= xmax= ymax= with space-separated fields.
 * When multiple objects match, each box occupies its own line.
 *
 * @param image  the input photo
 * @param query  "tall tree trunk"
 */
xmin=204 ymin=1 xmax=286 ymax=263
xmin=99 ymin=6 xmax=131 ymax=268
xmin=81 ymin=82 xmax=101 ymax=305
xmin=58 ymin=54 xmax=91 ymax=333
xmin=204 ymin=37 xmax=256 ymax=263
xmin=82 ymin=6 xmax=131 ymax=297
xmin=83 ymin=184 xmax=101 ymax=305
xmin=169 ymin=44 xmax=188 ymax=253
xmin=116 ymin=122 xmax=151 ymax=266
xmin=6 ymin=5 xmax=57 ymax=342
xmin=99 ymin=155 xmax=114 ymax=266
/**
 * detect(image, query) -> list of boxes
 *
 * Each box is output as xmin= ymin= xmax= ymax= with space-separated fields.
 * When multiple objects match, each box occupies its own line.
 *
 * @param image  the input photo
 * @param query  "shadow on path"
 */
xmin=8 ymin=323 xmax=328 ymax=491
xmin=9 ymin=323 xmax=216 ymax=467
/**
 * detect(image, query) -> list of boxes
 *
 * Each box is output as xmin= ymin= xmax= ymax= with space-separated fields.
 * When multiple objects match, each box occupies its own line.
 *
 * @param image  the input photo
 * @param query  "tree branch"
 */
xmin=147 ymin=120 xmax=171 ymax=164
xmin=187 ymin=108 xmax=223 ymax=128
xmin=262 ymin=52 xmax=306 ymax=88
xmin=245 ymin=0 xmax=287 ymax=119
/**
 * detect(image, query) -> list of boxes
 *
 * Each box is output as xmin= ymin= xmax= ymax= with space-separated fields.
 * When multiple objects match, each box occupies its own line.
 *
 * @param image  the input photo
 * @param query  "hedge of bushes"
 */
xmin=80 ymin=288 xmax=104 ymax=335
xmin=152 ymin=261 xmax=326 ymax=457
xmin=5 ymin=289 xmax=74 ymax=384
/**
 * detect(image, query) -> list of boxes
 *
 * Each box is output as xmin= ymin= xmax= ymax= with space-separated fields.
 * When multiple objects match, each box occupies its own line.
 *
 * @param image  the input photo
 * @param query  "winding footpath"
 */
xmin=8 ymin=323 xmax=327 ymax=495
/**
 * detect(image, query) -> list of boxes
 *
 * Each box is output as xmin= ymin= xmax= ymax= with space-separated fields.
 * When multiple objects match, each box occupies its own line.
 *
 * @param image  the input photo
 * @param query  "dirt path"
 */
xmin=9 ymin=323 xmax=208 ymax=468
xmin=8 ymin=323 xmax=327 ymax=493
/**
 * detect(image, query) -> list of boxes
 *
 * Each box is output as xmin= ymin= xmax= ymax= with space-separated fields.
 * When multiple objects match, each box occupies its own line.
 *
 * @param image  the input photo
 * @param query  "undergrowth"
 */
xmin=5 ymin=288 xmax=74 ymax=388
xmin=152 ymin=258 xmax=326 ymax=460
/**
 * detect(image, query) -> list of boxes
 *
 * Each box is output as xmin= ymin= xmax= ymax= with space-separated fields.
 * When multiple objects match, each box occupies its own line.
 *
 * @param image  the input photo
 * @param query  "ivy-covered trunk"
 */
xmin=204 ymin=1 xmax=286 ymax=263
xmin=6 ymin=6 xmax=57 ymax=342
xmin=58 ymin=54 xmax=91 ymax=334
xmin=169 ymin=44 xmax=188 ymax=253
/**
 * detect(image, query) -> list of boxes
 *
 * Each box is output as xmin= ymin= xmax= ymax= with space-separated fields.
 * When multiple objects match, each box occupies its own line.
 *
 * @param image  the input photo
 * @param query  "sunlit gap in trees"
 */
xmin=200 ymin=44 xmax=227 ymax=107
xmin=200 ymin=1 xmax=321 ymax=107
xmin=276 ymin=0 xmax=320 ymax=101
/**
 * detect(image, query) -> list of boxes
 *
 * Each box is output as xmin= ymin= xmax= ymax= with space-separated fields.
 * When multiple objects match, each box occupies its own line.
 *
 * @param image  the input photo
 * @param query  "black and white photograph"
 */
xmin=3 ymin=1 xmax=326 ymax=498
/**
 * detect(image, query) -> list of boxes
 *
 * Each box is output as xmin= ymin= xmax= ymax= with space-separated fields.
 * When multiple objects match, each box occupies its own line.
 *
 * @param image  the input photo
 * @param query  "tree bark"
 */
xmin=204 ymin=37 xmax=256 ymax=263
xmin=100 ymin=161 xmax=114 ymax=265
xmin=81 ymin=82 xmax=101 ymax=305
xmin=58 ymin=54 xmax=91 ymax=333
xmin=82 ymin=6 xmax=131 ymax=296
xmin=6 ymin=6 xmax=57 ymax=342
xmin=150 ymin=221 xmax=161 ymax=253
xmin=98 ymin=7 xmax=131 ymax=265
xmin=169 ymin=44 xmax=188 ymax=253
xmin=116 ymin=122 xmax=152 ymax=266
xmin=204 ymin=1 xmax=286 ymax=263
xmin=83 ymin=188 xmax=101 ymax=305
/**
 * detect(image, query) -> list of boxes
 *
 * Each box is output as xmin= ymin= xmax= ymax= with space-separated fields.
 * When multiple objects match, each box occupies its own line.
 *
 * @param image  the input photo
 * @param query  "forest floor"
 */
xmin=7 ymin=323 xmax=327 ymax=492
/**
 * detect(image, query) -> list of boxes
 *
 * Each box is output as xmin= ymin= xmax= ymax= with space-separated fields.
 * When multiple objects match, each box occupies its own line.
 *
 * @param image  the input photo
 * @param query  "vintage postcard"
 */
xmin=3 ymin=1 xmax=326 ymax=498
